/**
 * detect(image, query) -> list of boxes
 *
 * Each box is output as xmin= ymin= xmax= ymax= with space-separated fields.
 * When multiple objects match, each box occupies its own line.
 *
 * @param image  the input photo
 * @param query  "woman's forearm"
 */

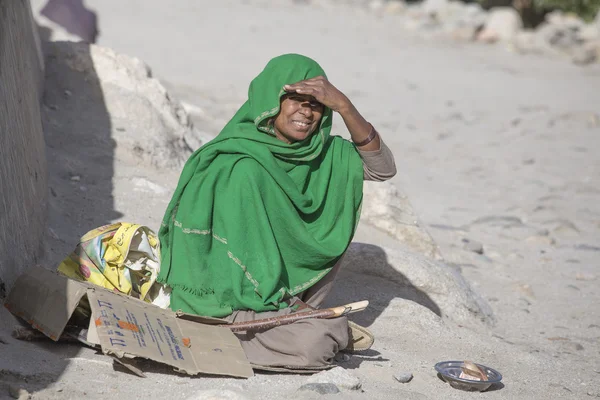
xmin=338 ymin=101 xmax=381 ymax=151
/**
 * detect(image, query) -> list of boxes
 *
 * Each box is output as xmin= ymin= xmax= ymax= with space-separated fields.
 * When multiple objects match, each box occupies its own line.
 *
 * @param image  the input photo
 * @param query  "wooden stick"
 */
xmin=221 ymin=300 xmax=369 ymax=333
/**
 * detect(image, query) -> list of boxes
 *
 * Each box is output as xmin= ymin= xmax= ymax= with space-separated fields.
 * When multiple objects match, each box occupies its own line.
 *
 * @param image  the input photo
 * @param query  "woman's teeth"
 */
xmin=292 ymin=121 xmax=309 ymax=128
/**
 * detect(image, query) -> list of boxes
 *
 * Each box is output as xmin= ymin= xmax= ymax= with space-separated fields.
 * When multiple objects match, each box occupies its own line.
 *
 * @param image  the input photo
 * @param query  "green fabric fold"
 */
xmin=158 ymin=54 xmax=364 ymax=317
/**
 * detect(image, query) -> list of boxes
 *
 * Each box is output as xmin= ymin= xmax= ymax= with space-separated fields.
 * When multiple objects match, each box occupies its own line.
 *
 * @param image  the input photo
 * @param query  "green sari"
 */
xmin=158 ymin=54 xmax=364 ymax=317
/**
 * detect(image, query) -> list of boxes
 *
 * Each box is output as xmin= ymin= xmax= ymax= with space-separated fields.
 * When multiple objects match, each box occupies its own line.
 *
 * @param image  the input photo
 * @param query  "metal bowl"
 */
xmin=435 ymin=361 xmax=503 ymax=392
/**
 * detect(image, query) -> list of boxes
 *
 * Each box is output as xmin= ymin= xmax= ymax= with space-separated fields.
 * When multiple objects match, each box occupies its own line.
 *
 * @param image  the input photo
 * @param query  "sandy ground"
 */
xmin=2 ymin=0 xmax=599 ymax=399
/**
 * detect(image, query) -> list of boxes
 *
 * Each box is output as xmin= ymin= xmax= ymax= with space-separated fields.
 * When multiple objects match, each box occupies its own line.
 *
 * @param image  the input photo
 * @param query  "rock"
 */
xmin=545 ymin=10 xmax=585 ymax=30
xmin=45 ymin=42 xmax=207 ymax=169
xmin=525 ymin=235 xmax=556 ymax=246
xmin=444 ymin=3 xmax=487 ymax=41
xmin=512 ymin=30 xmax=542 ymax=54
xmin=341 ymin=243 xmax=495 ymax=325
xmin=8 ymin=386 xmax=30 ymax=400
xmin=422 ymin=0 xmax=450 ymax=17
xmin=132 ymin=177 xmax=168 ymax=194
xmin=575 ymin=244 xmax=600 ymax=252
xmin=362 ymin=181 xmax=442 ymax=260
xmin=462 ymin=239 xmax=484 ymax=254
xmin=443 ymin=2 xmax=487 ymax=37
xmin=384 ymin=0 xmax=406 ymax=15
xmin=449 ymin=26 xmax=479 ymax=41
xmin=306 ymin=367 xmax=362 ymax=390
xmin=298 ymin=383 xmax=341 ymax=394
xmin=577 ymin=24 xmax=600 ymax=42
xmin=403 ymin=15 xmax=441 ymax=31
xmin=477 ymin=7 xmax=523 ymax=43
xmin=471 ymin=215 xmax=523 ymax=227
xmin=334 ymin=352 xmax=351 ymax=363
xmin=535 ymin=23 xmax=583 ymax=55
xmin=393 ymin=372 xmax=414 ymax=383
xmin=572 ymin=40 xmax=600 ymax=65
xmin=368 ymin=0 xmax=384 ymax=12
xmin=543 ymin=219 xmax=580 ymax=236
xmin=575 ymin=273 xmax=596 ymax=281
xmin=186 ymin=390 xmax=250 ymax=400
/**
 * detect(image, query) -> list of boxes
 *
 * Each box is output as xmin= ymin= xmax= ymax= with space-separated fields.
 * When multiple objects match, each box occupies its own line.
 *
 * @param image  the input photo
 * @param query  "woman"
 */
xmin=158 ymin=54 xmax=396 ymax=370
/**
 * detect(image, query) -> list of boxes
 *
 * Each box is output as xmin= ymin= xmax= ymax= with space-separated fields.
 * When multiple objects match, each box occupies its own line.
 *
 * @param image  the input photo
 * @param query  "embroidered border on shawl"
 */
xmin=289 ymin=267 xmax=331 ymax=295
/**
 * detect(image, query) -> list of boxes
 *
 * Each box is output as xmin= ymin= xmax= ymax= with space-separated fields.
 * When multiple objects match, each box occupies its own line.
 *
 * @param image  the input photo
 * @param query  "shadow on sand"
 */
xmin=1 ymin=33 xmax=120 ymax=395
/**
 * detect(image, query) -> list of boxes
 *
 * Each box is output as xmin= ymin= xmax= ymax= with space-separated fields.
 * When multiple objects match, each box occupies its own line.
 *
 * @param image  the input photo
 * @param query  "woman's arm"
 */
xmin=283 ymin=76 xmax=380 ymax=151
xmin=284 ymin=76 xmax=396 ymax=179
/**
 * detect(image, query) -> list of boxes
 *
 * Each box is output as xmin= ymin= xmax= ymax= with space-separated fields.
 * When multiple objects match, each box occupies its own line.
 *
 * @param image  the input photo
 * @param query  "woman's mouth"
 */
xmin=292 ymin=120 xmax=311 ymax=130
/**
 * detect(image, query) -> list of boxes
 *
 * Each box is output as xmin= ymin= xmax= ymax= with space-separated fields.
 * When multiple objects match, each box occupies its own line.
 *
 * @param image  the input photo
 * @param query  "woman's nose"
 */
xmin=299 ymin=103 xmax=313 ymax=117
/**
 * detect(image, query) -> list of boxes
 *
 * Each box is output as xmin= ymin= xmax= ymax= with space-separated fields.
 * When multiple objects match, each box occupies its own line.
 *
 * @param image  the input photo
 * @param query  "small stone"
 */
xmin=64 ymin=89 xmax=72 ymax=97
xmin=368 ymin=0 xmax=384 ymax=12
xmin=298 ymin=383 xmax=341 ymax=395
xmin=70 ymin=175 xmax=81 ymax=182
xmin=575 ymin=244 xmax=600 ymax=252
xmin=334 ymin=353 xmax=351 ymax=363
xmin=384 ymin=1 xmax=405 ymax=14
xmin=576 ymin=273 xmax=596 ymax=281
xmin=306 ymin=367 xmax=361 ymax=390
xmin=477 ymin=7 xmax=523 ymax=42
xmin=573 ymin=42 xmax=599 ymax=65
xmin=8 ymin=386 xmax=30 ymax=400
xmin=525 ymin=235 xmax=556 ymax=246
xmin=463 ymin=239 xmax=484 ymax=254
xmin=393 ymin=372 xmax=413 ymax=383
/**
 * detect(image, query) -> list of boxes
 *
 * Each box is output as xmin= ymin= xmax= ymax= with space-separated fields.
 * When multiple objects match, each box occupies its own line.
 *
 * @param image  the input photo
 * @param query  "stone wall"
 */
xmin=0 ymin=0 xmax=46 ymax=295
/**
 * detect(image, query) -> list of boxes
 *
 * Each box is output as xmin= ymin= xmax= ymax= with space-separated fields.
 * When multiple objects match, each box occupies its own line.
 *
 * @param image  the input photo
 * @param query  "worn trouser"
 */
xmin=223 ymin=259 xmax=348 ymax=369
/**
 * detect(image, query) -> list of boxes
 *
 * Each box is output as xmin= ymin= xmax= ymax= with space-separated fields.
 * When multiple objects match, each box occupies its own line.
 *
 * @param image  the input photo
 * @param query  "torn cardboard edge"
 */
xmin=4 ymin=266 xmax=253 ymax=378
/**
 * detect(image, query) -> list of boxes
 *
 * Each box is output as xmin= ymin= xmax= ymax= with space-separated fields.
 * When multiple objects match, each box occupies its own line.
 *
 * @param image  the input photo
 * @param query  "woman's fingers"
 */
xmin=283 ymin=77 xmax=347 ymax=111
xmin=284 ymin=76 xmax=328 ymax=91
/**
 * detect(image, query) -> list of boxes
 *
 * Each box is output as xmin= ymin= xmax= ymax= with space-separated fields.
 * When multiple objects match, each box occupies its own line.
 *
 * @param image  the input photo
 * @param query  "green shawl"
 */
xmin=158 ymin=54 xmax=364 ymax=317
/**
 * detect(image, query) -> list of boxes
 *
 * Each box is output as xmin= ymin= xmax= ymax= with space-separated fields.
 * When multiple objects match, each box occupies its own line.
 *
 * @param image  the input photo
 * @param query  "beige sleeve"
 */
xmin=358 ymin=138 xmax=397 ymax=182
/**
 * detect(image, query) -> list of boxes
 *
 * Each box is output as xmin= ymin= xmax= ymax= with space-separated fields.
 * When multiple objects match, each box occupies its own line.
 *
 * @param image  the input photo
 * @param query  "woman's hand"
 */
xmin=283 ymin=76 xmax=351 ymax=113
xmin=285 ymin=76 xmax=381 ymax=151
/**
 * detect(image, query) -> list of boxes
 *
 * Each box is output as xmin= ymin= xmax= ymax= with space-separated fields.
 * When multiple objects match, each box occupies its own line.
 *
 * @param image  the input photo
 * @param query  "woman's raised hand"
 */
xmin=283 ymin=76 xmax=350 ymax=113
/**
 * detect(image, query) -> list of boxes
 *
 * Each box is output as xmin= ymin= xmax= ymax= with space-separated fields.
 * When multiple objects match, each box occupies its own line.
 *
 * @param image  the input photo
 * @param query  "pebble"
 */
xmin=306 ymin=367 xmax=362 ymax=390
xmin=298 ymin=383 xmax=341 ymax=395
xmin=393 ymin=372 xmax=414 ymax=383
xmin=462 ymin=238 xmax=484 ymax=254
xmin=576 ymin=273 xmax=597 ymax=281
xmin=575 ymin=244 xmax=600 ymax=252
xmin=525 ymin=235 xmax=556 ymax=246
xmin=334 ymin=352 xmax=351 ymax=363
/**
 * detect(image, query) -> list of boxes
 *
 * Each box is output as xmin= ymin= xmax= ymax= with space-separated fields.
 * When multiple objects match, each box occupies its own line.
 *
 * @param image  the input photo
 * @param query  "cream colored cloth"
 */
xmin=224 ymin=258 xmax=348 ymax=369
xmin=359 ymin=139 xmax=397 ymax=182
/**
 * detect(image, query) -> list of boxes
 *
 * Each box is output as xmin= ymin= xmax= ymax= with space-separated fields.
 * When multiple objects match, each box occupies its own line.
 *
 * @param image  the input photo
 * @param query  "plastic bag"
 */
xmin=57 ymin=222 xmax=170 ymax=308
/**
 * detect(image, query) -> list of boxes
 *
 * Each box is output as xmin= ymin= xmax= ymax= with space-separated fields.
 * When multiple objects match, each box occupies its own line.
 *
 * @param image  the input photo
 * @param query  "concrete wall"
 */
xmin=0 ymin=0 xmax=47 ymax=295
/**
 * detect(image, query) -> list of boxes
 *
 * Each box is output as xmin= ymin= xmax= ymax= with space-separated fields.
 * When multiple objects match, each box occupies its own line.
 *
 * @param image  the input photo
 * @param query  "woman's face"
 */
xmin=273 ymin=94 xmax=324 ymax=144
